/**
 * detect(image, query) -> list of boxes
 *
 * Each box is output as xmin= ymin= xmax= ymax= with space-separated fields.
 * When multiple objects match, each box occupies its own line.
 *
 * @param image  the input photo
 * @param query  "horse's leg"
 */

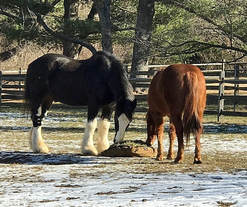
xmin=156 ymin=121 xmax=165 ymax=161
xmin=171 ymin=115 xmax=184 ymax=163
xmin=146 ymin=110 xmax=157 ymax=146
xmin=194 ymin=112 xmax=203 ymax=164
xmin=30 ymin=97 xmax=53 ymax=153
xmin=81 ymin=104 xmax=99 ymax=156
xmin=194 ymin=127 xmax=203 ymax=164
xmin=167 ymin=120 xmax=176 ymax=160
xmin=96 ymin=105 xmax=113 ymax=154
xmin=154 ymin=114 xmax=165 ymax=161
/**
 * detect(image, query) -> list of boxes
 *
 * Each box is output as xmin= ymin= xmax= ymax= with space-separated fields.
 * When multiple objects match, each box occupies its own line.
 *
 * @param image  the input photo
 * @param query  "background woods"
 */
xmin=0 ymin=0 xmax=247 ymax=72
xmin=1 ymin=0 xmax=247 ymax=116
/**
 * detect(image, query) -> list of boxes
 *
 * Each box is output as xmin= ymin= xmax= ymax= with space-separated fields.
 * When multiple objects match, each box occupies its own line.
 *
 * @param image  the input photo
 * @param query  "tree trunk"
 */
xmin=94 ymin=0 xmax=113 ymax=53
xmin=63 ymin=0 xmax=80 ymax=58
xmin=131 ymin=0 xmax=155 ymax=91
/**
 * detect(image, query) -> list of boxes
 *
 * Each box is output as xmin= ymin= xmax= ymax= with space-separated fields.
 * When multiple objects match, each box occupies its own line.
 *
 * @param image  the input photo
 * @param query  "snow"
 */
xmin=0 ymin=160 xmax=246 ymax=207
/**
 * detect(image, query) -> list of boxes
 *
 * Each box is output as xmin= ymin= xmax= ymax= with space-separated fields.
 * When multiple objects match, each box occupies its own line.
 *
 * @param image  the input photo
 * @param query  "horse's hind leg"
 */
xmin=167 ymin=120 xmax=176 ymax=160
xmin=96 ymin=105 xmax=113 ymax=154
xmin=146 ymin=110 xmax=157 ymax=146
xmin=194 ymin=127 xmax=203 ymax=164
xmin=156 ymin=119 xmax=165 ymax=161
xmin=146 ymin=111 xmax=164 ymax=160
xmin=194 ymin=112 xmax=204 ymax=164
xmin=30 ymin=97 xmax=53 ymax=153
xmin=171 ymin=114 xmax=184 ymax=163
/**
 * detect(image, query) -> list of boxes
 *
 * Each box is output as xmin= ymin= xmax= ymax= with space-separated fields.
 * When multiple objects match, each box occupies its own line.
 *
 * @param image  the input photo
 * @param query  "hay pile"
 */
xmin=100 ymin=140 xmax=157 ymax=157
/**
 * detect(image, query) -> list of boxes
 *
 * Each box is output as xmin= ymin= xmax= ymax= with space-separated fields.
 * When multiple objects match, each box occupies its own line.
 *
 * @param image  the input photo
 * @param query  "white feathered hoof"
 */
xmin=97 ymin=142 xmax=110 ymax=155
xmin=97 ymin=119 xmax=110 ymax=154
xmin=82 ymin=145 xmax=98 ymax=156
xmin=30 ymin=127 xmax=49 ymax=154
xmin=33 ymin=141 xmax=49 ymax=154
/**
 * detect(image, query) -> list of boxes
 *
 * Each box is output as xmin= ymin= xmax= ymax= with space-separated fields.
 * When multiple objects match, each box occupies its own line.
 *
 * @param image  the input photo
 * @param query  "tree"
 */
xmin=0 ymin=0 xmax=99 ymax=59
xmin=94 ymin=0 xmax=112 ymax=53
xmin=1 ymin=0 xmax=247 ymax=64
xmin=130 ymin=0 xmax=155 ymax=89
xmin=157 ymin=0 xmax=247 ymax=62
xmin=63 ymin=0 xmax=80 ymax=57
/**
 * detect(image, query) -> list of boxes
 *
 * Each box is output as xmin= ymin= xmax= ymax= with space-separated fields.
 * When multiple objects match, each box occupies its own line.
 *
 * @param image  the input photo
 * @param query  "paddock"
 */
xmin=0 ymin=62 xmax=247 ymax=206
xmin=0 ymin=103 xmax=246 ymax=206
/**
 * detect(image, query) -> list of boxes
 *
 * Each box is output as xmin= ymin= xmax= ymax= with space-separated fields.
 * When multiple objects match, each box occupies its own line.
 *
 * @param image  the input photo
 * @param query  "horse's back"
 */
xmin=28 ymin=54 xmax=81 ymax=74
xmin=148 ymin=64 xmax=206 ymax=115
xmin=25 ymin=51 xmax=127 ymax=107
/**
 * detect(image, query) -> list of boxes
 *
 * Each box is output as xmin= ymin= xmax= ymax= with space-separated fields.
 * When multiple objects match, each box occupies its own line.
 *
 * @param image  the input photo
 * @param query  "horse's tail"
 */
xmin=23 ymin=65 xmax=32 ymax=114
xmin=183 ymin=71 xmax=202 ymax=146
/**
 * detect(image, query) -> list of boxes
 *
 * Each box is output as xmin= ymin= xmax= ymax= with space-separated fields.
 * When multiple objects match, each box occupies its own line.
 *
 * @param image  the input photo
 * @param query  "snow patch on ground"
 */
xmin=0 ymin=161 xmax=246 ymax=207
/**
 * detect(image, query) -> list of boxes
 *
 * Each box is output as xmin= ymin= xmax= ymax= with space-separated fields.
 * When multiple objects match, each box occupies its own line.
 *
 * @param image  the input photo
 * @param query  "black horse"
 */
xmin=25 ymin=51 xmax=136 ymax=155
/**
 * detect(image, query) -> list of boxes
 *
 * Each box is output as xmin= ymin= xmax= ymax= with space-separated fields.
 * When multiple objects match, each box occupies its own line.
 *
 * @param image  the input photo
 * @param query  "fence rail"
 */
xmin=1 ymin=62 xmax=247 ymax=120
xmin=0 ymin=71 xmax=26 ymax=101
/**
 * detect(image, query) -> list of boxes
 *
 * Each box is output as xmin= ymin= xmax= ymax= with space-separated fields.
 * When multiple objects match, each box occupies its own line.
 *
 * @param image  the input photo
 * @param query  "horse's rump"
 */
xmin=146 ymin=64 xmax=206 ymax=163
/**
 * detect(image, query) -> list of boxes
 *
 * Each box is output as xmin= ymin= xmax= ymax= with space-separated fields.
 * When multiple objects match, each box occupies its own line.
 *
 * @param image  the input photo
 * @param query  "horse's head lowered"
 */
xmin=113 ymin=97 xmax=137 ymax=143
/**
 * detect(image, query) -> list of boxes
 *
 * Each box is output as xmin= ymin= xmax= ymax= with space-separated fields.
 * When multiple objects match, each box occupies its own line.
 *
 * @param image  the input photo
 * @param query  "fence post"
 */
xmin=217 ymin=61 xmax=225 ymax=121
xmin=19 ymin=68 xmax=22 ymax=91
xmin=233 ymin=64 xmax=239 ymax=112
xmin=0 ymin=71 xmax=2 ymax=104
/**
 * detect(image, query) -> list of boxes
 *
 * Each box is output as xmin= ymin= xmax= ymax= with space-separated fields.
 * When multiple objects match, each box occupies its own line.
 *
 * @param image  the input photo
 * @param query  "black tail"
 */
xmin=23 ymin=67 xmax=32 ymax=115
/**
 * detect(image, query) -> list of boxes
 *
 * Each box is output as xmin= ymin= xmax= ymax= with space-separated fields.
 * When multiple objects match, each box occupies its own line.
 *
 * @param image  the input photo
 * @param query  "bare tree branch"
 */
xmin=153 ymin=40 xmax=247 ymax=62
xmin=51 ymin=0 xmax=61 ymax=8
xmin=87 ymin=2 xmax=97 ymax=20
xmin=0 ymin=9 xmax=21 ymax=21
xmin=160 ymin=0 xmax=247 ymax=44
xmin=36 ymin=14 xmax=97 ymax=54
xmin=185 ymin=40 xmax=247 ymax=54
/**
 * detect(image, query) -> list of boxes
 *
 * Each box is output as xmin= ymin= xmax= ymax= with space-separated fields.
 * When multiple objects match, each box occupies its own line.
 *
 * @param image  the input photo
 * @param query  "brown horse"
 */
xmin=146 ymin=64 xmax=206 ymax=164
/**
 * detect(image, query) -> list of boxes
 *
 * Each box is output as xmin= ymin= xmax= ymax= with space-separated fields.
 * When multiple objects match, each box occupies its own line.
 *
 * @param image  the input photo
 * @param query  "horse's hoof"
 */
xmin=97 ymin=145 xmax=110 ymax=155
xmin=167 ymin=154 xmax=174 ymax=160
xmin=156 ymin=155 xmax=164 ymax=161
xmin=82 ymin=150 xmax=98 ymax=156
xmin=193 ymin=159 xmax=202 ymax=164
xmin=33 ymin=149 xmax=49 ymax=154
xmin=174 ymin=158 xmax=183 ymax=164
xmin=33 ymin=144 xmax=49 ymax=154
xmin=39 ymin=148 xmax=49 ymax=154
xmin=82 ymin=146 xmax=98 ymax=156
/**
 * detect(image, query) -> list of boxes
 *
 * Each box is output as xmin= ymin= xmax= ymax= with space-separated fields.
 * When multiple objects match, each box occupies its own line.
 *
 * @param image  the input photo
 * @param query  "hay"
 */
xmin=100 ymin=140 xmax=157 ymax=157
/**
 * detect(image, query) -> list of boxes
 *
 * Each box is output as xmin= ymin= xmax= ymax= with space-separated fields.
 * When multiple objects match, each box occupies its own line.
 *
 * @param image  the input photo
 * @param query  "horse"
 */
xmin=146 ymin=64 xmax=206 ymax=164
xmin=25 ymin=51 xmax=137 ymax=155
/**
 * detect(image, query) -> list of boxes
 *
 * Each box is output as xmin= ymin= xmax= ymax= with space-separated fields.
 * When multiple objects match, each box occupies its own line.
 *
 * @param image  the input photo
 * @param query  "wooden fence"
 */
xmin=0 ymin=69 xmax=25 ymax=103
xmin=0 ymin=62 xmax=247 ymax=120
xmin=129 ymin=62 xmax=247 ymax=120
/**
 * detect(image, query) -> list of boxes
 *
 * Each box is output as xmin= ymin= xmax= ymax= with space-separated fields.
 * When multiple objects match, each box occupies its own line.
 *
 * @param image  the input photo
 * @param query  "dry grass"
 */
xmin=0 ymin=43 xmax=132 ymax=71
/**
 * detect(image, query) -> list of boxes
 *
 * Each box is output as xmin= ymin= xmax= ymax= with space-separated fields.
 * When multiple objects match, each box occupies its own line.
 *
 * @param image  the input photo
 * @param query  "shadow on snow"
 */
xmin=0 ymin=151 xmax=100 ymax=165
